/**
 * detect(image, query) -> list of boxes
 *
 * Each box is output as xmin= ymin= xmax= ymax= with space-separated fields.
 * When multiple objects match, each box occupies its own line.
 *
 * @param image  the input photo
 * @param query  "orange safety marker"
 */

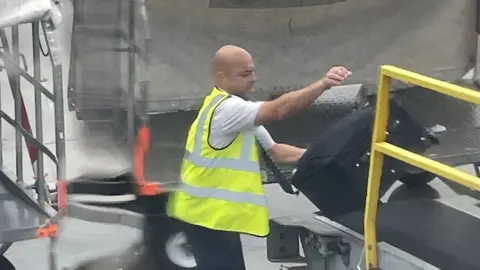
xmin=56 ymin=179 xmax=68 ymax=215
xmin=138 ymin=182 xmax=164 ymax=196
xmin=134 ymin=124 xmax=165 ymax=195
xmin=36 ymin=223 xmax=58 ymax=238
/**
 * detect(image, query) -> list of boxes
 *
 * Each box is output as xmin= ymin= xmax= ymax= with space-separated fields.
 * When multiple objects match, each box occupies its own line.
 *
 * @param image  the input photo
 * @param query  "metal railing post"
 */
xmin=363 ymin=71 xmax=391 ymax=269
xmin=33 ymin=21 xmax=46 ymax=206
xmin=12 ymin=26 xmax=23 ymax=184
xmin=0 ymin=63 xmax=2 ymax=165
xmin=474 ymin=0 xmax=480 ymax=86
xmin=42 ymin=19 xmax=67 ymax=207
xmin=127 ymin=0 xmax=136 ymax=149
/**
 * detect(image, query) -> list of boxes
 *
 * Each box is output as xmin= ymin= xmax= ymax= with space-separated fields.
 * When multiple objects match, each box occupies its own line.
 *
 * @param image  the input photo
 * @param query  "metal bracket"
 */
xmin=307 ymin=234 xmax=351 ymax=265
xmin=266 ymin=220 xmax=304 ymax=263
xmin=330 ymin=240 xmax=351 ymax=266
xmin=356 ymin=247 xmax=384 ymax=270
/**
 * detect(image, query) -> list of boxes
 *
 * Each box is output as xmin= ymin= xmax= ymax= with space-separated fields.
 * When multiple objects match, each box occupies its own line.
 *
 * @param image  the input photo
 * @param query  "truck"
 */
xmin=1 ymin=0 xmax=480 ymax=269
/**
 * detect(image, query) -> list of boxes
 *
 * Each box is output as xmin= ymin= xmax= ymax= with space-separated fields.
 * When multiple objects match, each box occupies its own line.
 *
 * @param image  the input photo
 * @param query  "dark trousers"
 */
xmin=186 ymin=223 xmax=246 ymax=270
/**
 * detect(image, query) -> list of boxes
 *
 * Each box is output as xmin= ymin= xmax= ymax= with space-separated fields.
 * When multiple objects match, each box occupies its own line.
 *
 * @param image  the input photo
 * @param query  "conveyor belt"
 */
xmin=334 ymin=199 xmax=480 ymax=270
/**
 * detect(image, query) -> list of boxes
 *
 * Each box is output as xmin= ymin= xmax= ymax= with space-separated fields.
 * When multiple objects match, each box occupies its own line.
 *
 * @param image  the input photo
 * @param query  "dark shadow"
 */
xmin=387 ymin=183 xmax=440 ymax=202
xmin=0 ymin=255 xmax=15 ymax=270
xmin=442 ymin=177 xmax=480 ymax=201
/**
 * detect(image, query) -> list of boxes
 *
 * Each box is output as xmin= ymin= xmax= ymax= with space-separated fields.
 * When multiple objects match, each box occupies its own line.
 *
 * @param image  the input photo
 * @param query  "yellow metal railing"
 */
xmin=364 ymin=65 xmax=480 ymax=270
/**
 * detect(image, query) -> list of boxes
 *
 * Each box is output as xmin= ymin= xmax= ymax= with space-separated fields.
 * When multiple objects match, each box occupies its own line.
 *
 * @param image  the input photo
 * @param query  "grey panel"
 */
xmin=70 ymin=0 xmax=475 ymax=113
xmin=209 ymin=0 xmax=346 ymax=8
xmin=145 ymin=0 xmax=475 ymax=112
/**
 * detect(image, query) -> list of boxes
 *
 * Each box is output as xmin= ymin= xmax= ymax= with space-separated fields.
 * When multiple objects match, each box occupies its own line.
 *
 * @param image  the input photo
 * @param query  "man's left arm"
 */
xmin=270 ymin=143 xmax=306 ymax=164
xmin=254 ymin=126 xmax=306 ymax=164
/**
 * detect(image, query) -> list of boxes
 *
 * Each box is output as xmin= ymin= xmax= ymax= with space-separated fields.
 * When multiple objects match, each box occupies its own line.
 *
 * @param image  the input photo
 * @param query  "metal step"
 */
xmin=0 ymin=168 xmax=54 ymax=243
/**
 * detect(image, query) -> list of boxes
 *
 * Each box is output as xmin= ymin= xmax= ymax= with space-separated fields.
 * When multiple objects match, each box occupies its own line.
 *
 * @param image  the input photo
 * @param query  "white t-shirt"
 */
xmin=208 ymin=94 xmax=276 ymax=150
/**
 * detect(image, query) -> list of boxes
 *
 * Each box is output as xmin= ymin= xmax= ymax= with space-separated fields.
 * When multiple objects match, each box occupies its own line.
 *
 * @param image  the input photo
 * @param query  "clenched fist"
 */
xmin=321 ymin=66 xmax=352 ymax=88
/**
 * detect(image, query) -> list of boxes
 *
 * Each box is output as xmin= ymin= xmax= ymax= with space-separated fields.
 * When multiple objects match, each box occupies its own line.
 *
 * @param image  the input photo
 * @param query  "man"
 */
xmin=167 ymin=45 xmax=351 ymax=269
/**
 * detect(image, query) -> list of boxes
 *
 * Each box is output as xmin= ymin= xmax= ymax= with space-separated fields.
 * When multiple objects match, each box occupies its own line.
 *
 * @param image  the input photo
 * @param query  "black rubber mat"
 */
xmin=335 ymin=199 xmax=480 ymax=270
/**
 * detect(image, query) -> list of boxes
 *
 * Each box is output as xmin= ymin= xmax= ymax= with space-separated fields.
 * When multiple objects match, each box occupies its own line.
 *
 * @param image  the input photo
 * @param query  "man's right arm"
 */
xmin=255 ymin=66 xmax=351 ymax=126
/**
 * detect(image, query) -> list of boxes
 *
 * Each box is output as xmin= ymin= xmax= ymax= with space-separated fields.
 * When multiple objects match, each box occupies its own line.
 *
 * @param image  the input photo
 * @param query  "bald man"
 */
xmin=167 ymin=45 xmax=351 ymax=270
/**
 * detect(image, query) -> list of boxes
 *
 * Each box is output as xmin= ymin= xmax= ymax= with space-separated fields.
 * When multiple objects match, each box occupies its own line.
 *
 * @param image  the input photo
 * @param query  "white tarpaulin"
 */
xmin=0 ymin=0 xmax=62 ymax=29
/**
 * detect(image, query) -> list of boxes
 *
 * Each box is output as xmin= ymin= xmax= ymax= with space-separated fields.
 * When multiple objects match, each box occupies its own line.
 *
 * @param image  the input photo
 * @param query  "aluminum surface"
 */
xmin=69 ymin=0 xmax=475 ymax=113
xmin=392 ymin=86 xmax=480 ymax=167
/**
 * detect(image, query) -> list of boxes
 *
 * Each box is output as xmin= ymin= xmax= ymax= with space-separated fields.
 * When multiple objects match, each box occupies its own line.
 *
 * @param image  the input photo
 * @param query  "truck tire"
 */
xmin=0 ymin=255 xmax=15 ymax=270
xmin=398 ymin=171 xmax=436 ymax=186
xmin=143 ymin=215 xmax=197 ymax=270
xmin=164 ymin=231 xmax=197 ymax=269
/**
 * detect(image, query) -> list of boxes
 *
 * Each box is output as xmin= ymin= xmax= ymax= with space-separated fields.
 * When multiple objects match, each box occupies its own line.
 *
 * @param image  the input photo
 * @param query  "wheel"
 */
xmin=0 ymin=255 xmax=15 ymax=270
xmin=124 ymin=235 xmax=196 ymax=270
xmin=398 ymin=171 xmax=436 ymax=186
xmin=164 ymin=231 xmax=197 ymax=269
xmin=143 ymin=214 xmax=197 ymax=270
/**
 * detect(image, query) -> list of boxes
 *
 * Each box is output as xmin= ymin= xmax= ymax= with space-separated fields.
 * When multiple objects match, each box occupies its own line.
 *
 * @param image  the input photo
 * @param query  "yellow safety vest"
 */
xmin=167 ymin=87 xmax=269 ymax=237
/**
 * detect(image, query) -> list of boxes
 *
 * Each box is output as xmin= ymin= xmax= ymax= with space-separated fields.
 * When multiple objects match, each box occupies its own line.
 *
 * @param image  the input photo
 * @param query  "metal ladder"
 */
xmin=0 ymin=12 xmax=67 ymax=270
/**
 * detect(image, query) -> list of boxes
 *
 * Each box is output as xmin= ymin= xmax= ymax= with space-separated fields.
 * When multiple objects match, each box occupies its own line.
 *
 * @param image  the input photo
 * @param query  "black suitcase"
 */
xmin=290 ymin=98 xmax=438 ymax=218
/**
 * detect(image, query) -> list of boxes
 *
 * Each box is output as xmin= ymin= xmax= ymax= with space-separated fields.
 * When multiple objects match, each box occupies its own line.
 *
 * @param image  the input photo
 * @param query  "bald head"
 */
xmin=212 ymin=45 xmax=252 ymax=74
xmin=211 ymin=45 xmax=256 ymax=96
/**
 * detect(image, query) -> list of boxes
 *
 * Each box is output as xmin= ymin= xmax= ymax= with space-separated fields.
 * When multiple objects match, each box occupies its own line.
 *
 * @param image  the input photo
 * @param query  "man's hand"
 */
xmin=254 ymin=65 xmax=352 ymax=125
xmin=320 ymin=66 xmax=352 ymax=88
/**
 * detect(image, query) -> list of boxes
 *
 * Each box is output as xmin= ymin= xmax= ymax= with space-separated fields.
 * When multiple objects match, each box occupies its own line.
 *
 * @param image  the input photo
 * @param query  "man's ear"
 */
xmin=214 ymin=70 xmax=226 ymax=82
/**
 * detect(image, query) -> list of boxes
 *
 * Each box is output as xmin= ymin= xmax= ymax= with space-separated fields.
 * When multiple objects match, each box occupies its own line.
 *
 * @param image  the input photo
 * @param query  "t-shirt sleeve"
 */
xmin=212 ymin=97 xmax=264 ymax=135
xmin=254 ymin=125 xmax=276 ymax=150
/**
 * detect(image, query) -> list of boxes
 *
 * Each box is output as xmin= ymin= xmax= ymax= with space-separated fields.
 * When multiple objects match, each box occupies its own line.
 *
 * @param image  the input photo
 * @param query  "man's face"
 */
xmin=223 ymin=56 xmax=256 ymax=97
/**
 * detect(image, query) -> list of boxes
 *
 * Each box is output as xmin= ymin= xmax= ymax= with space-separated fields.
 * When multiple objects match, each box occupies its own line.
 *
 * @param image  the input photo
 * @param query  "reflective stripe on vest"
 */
xmin=180 ymin=180 xmax=266 ymax=207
